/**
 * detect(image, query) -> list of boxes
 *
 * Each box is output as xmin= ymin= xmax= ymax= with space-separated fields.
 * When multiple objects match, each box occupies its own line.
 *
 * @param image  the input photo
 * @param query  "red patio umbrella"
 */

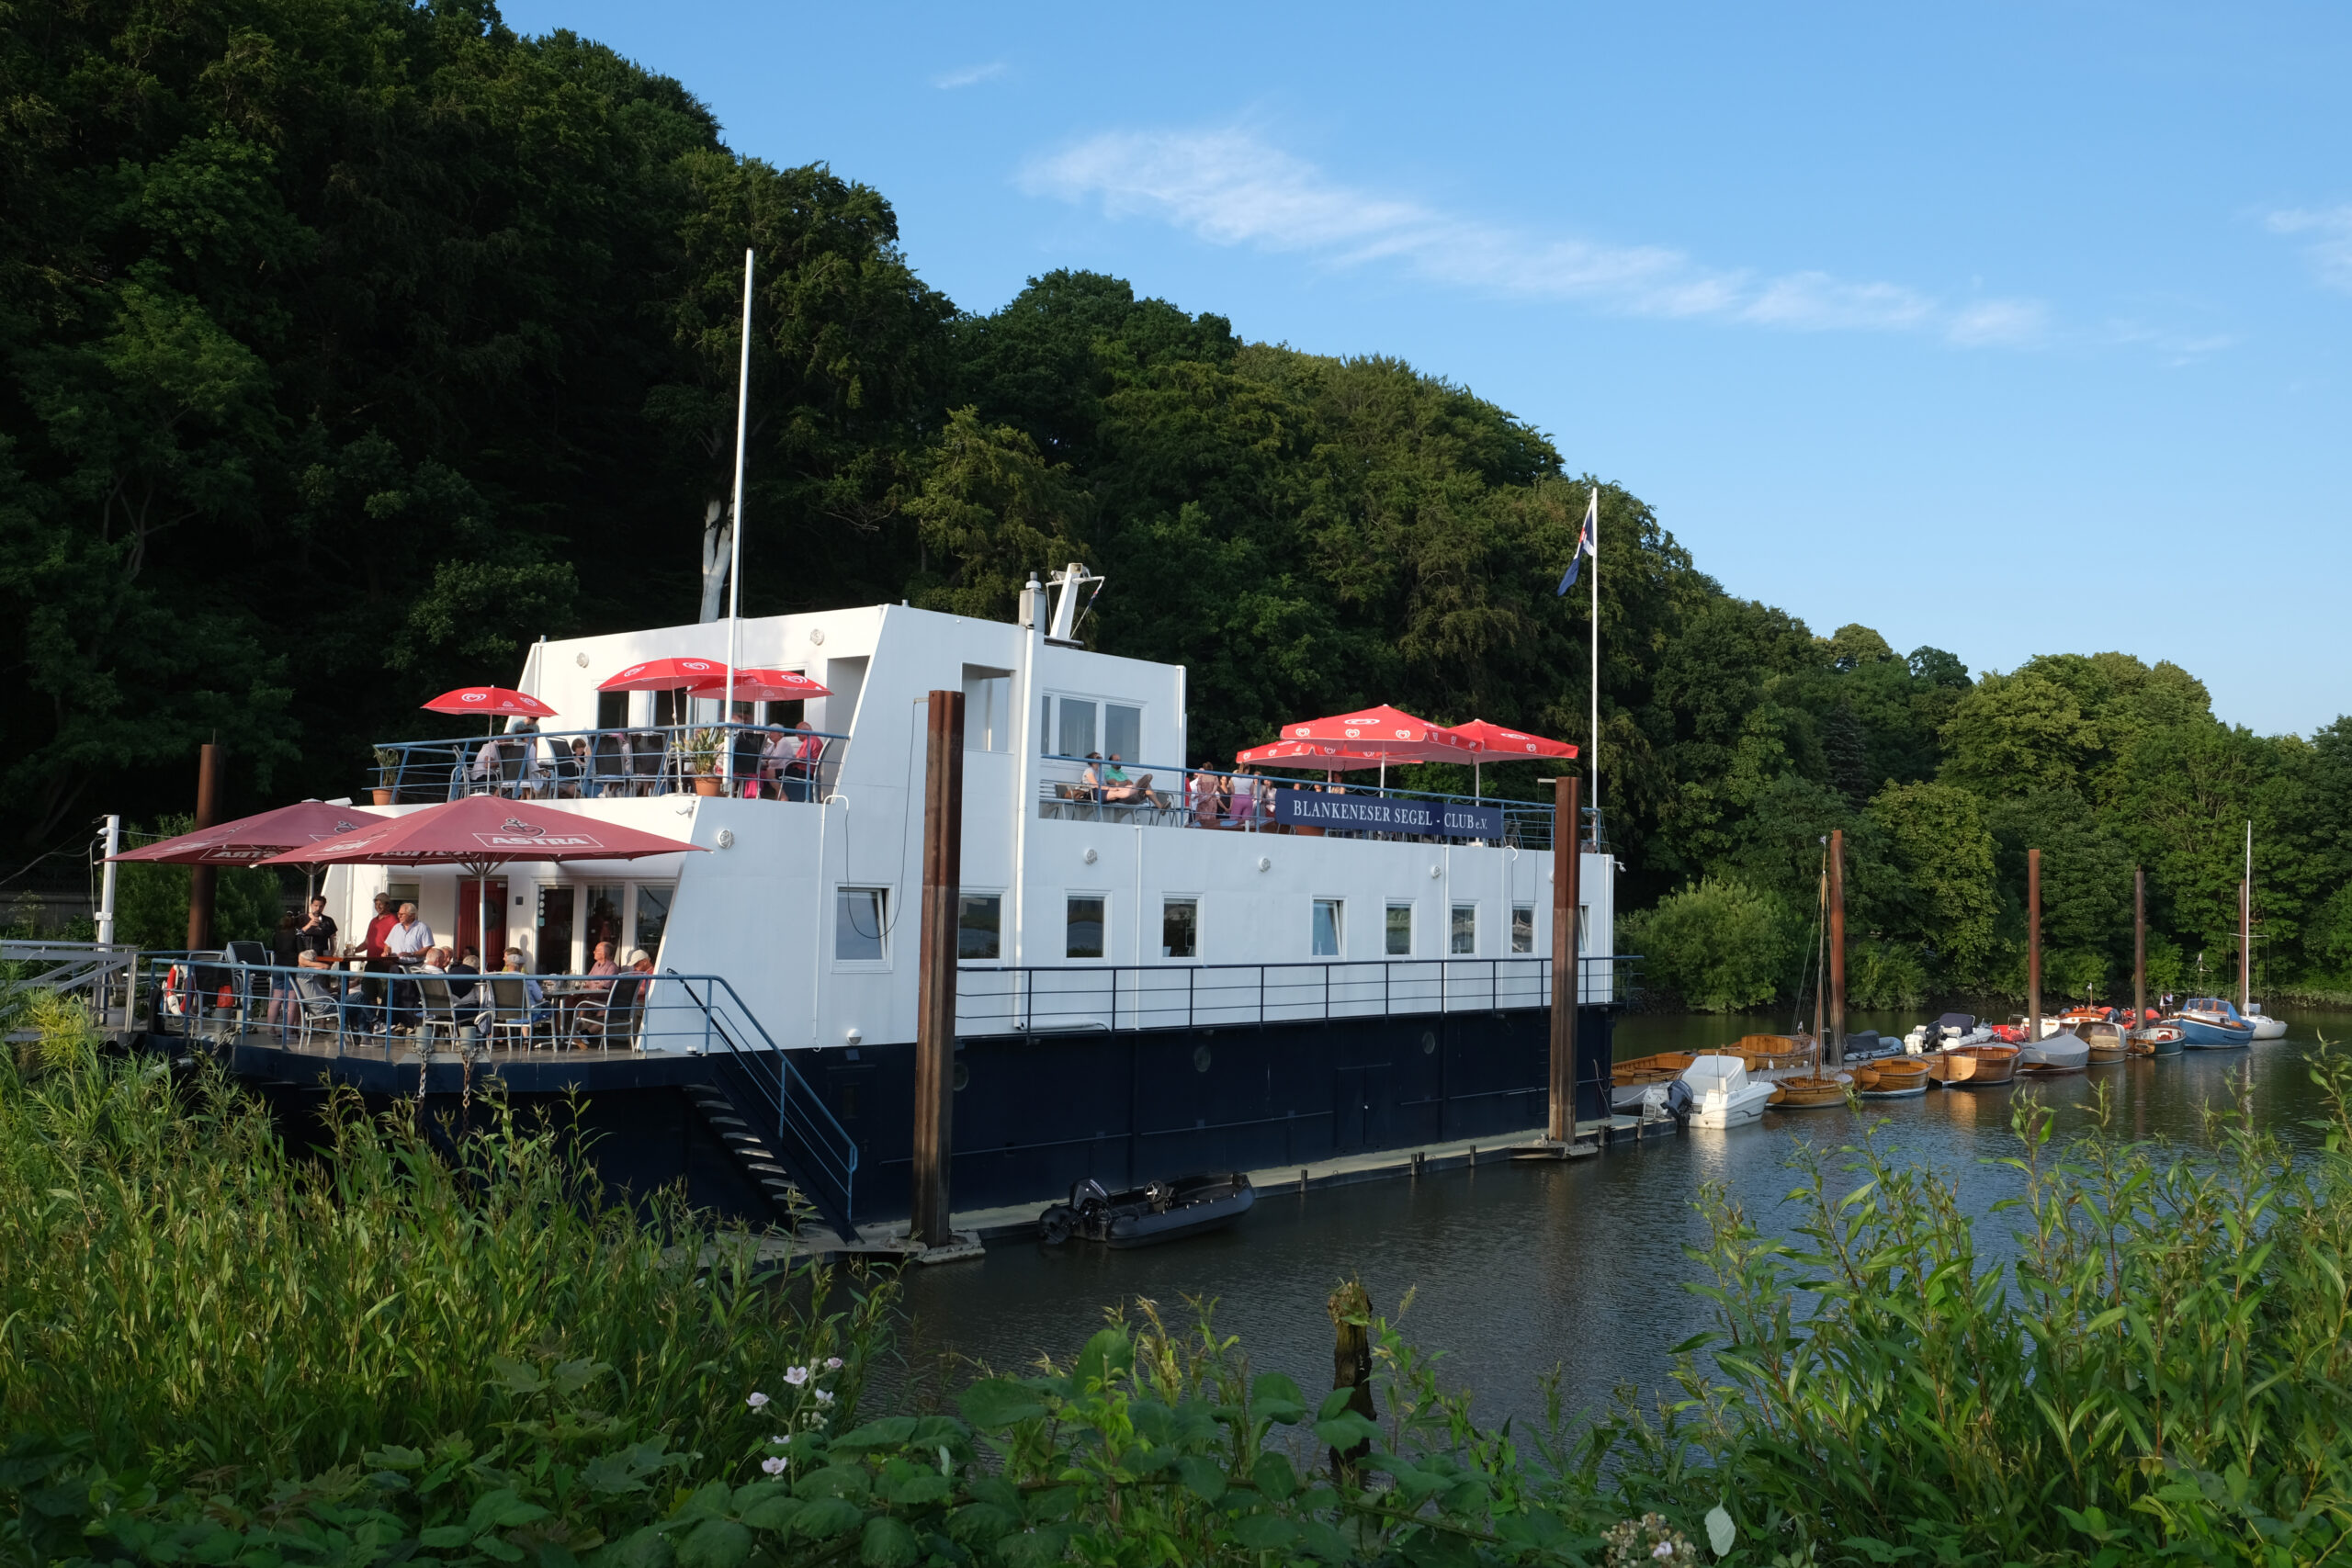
xmin=424 ymin=686 xmax=558 ymax=718
xmin=108 ymin=799 xmax=392 ymax=908
xmin=685 ymin=667 xmax=831 ymax=703
xmin=596 ymin=657 xmax=729 ymax=693
xmin=1441 ymin=719 xmax=1577 ymax=797
xmin=1234 ymin=739 xmax=1390 ymax=771
xmin=259 ymin=795 xmax=707 ymax=976
xmin=1267 ymin=704 xmax=1484 ymax=788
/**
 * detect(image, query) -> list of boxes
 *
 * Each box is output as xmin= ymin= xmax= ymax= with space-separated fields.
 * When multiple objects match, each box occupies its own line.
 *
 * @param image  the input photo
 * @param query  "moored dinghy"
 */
xmin=1927 ymin=1044 xmax=2019 ymax=1087
xmin=2018 ymin=1027 xmax=2091 ymax=1076
xmin=1037 ymin=1173 xmax=1254 ymax=1247
xmin=1850 ymin=1057 xmax=1931 ymax=1098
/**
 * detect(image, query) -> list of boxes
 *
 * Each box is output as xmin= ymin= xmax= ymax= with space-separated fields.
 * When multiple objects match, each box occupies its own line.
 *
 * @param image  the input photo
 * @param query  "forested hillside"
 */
xmin=5 ymin=0 xmax=2346 ymax=1001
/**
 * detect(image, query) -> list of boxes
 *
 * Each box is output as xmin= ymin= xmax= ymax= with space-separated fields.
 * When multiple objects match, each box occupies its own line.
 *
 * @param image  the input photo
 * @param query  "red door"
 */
xmin=457 ymin=878 xmax=508 ymax=966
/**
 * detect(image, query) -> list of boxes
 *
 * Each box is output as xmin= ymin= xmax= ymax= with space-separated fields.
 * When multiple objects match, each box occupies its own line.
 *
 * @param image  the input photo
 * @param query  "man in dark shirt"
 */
xmin=298 ymin=897 xmax=339 ymax=962
xmin=447 ymin=946 xmax=481 ymax=1004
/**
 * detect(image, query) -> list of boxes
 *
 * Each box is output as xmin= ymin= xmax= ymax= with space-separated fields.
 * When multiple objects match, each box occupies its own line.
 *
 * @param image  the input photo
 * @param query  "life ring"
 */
xmin=163 ymin=963 xmax=188 ymax=1017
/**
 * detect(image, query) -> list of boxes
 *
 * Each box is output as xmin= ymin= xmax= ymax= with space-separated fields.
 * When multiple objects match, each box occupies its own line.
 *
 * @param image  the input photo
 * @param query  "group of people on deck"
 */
xmin=460 ymin=717 xmax=826 ymax=801
xmin=263 ymin=891 xmax=656 ymax=1046
xmin=1188 ymin=764 xmax=1270 ymax=829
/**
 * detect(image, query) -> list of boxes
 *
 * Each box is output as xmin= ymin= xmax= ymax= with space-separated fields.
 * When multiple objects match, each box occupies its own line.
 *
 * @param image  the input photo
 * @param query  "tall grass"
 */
xmin=1604 ymin=1048 xmax=2352 ymax=1562
xmin=0 ymin=1017 xmax=882 ymax=1479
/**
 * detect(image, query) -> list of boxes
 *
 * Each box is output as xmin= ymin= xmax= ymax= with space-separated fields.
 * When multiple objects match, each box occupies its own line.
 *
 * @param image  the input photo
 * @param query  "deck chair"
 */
xmin=496 ymin=741 xmax=528 ymax=798
xmin=481 ymin=976 xmax=548 ymax=1051
xmin=591 ymin=733 xmax=629 ymax=797
xmin=294 ymin=973 xmax=358 ymax=1048
xmin=629 ymin=734 xmax=669 ymax=796
xmin=572 ymin=975 xmax=646 ymax=1051
xmin=413 ymin=976 xmax=462 ymax=1047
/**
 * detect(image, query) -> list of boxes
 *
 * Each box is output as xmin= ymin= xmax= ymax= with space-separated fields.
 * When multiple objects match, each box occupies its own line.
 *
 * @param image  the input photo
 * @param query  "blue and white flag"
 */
xmin=1555 ymin=486 xmax=1598 ymax=594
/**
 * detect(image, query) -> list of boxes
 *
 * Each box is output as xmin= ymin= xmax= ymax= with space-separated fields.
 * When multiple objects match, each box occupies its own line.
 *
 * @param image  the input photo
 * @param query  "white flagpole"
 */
xmin=1588 ymin=485 xmax=1600 ymax=849
xmin=722 ymin=248 xmax=754 ymax=789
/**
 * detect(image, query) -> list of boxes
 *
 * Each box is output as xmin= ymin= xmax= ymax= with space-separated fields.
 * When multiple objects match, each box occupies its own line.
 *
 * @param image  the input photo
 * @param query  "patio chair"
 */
xmin=571 ymin=975 xmax=647 ymax=1051
xmin=413 ymin=976 xmax=463 ymax=1048
xmin=592 ymin=733 xmax=628 ymax=797
xmin=496 ymin=741 xmax=528 ymax=798
xmin=630 ymin=733 xmax=669 ymax=796
xmin=294 ymin=973 xmax=360 ymax=1048
xmin=481 ymin=975 xmax=549 ymax=1051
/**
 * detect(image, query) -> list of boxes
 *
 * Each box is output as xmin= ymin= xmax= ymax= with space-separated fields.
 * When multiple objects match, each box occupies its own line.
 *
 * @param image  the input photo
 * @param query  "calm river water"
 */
xmin=895 ymin=1009 xmax=2341 ymax=1429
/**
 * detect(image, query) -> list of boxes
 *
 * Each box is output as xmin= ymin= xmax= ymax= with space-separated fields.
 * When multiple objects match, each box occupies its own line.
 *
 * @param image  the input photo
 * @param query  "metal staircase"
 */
xmin=665 ymin=972 xmax=860 ymax=1240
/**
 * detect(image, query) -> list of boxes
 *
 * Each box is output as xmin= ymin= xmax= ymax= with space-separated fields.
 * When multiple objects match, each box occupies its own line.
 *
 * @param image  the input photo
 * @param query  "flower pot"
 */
xmin=693 ymin=775 xmax=722 ymax=796
xmin=371 ymin=788 xmax=394 ymax=806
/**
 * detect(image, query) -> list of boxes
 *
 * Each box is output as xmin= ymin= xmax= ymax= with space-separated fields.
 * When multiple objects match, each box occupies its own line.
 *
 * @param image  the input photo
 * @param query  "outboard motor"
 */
xmin=1664 ymin=1078 xmax=1694 ymax=1130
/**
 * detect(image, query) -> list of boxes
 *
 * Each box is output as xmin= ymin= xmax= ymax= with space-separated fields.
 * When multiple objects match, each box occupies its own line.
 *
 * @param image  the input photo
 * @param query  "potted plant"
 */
xmin=687 ymin=727 xmax=725 ymax=795
xmin=371 ymin=747 xmax=402 ymax=806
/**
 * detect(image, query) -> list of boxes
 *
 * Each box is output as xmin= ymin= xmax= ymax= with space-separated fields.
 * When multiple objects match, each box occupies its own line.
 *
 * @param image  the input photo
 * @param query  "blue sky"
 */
xmin=508 ymin=1 xmax=2351 ymax=736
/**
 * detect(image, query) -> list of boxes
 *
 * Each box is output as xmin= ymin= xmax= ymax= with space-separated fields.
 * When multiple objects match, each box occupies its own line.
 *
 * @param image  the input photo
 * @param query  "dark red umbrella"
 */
xmin=259 ymin=795 xmax=707 ymax=971
xmin=108 ymin=800 xmax=389 ymax=866
xmin=109 ymin=799 xmax=392 ymax=906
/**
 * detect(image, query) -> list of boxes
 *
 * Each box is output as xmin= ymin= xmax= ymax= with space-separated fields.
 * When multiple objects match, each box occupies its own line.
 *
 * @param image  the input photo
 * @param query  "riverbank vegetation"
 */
xmin=5 ymin=0 xmax=2347 ymax=998
xmin=7 ymin=1007 xmax=2352 ymax=1563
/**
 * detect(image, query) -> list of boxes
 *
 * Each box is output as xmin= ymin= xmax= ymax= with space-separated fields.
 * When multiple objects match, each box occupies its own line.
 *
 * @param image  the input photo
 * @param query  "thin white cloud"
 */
xmin=933 ymin=61 xmax=1006 ymax=89
xmin=1023 ymin=126 xmax=2047 ymax=347
xmin=2266 ymin=205 xmax=2352 ymax=292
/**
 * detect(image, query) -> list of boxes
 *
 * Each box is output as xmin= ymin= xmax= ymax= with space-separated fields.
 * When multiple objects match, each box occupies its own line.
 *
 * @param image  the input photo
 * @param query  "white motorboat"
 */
xmin=1679 ymin=1054 xmax=1778 ymax=1128
xmin=2245 ymin=1004 xmax=2289 ymax=1041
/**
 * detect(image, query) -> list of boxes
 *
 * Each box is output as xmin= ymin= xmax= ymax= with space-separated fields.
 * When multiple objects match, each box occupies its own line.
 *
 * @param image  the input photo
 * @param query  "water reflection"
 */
xmin=895 ymin=1010 xmax=2334 ymax=1433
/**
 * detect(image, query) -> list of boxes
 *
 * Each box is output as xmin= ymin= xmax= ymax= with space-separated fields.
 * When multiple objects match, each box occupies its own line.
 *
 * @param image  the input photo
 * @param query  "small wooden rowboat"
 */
xmin=1849 ymin=1058 xmax=1931 ymax=1098
xmin=1769 ymin=1073 xmax=1850 ymax=1109
xmin=1611 ymin=1052 xmax=1696 ymax=1087
xmin=1926 ymin=1044 xmax=2018 ymax=1087
xmin=1706 ymin=1034 xmax=1814 ymax=1077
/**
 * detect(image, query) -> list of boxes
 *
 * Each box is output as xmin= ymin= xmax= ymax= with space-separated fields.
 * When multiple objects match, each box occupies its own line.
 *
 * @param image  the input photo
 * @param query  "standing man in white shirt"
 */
xmin=384 ymin=902 xmax=435 ymax=1032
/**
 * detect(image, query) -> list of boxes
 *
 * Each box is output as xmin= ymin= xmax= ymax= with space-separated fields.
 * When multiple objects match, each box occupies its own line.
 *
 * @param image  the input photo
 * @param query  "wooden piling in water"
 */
xmin=2134 ymin=866 xmax=2146 ymax=1026
xmin=1828 ymin=829 xmax=1846 ymax=1067
xmin=910 ymin=690 xmax=965 ymax=1248
xmin=186 ymin=741 xmax=221 ymax=951
xmin=2027 ymin=847 xmax=2041 ymax=1043
xmin=1327 ymin=1280 xmax=1376 ymax=1483
xmin=1549 ymin=775 xmax=1580 ymax=1141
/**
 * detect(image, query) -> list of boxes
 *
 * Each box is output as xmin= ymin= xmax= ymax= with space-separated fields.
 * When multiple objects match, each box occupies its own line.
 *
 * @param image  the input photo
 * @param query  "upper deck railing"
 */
xmin=1034 ymin=755 xmax=1563 ymax=850
xmin=368 ymin=722 xmax=848 ymax=807
xmin=956 ymin=953 xmax=1635 ymax=1037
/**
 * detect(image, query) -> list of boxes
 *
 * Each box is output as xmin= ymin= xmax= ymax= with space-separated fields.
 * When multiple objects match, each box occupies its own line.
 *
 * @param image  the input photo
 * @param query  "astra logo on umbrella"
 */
xmin=476 ymin=830 xmax=605 ymax=850
xmin=499 ymin=818 xmax=545 ymax=836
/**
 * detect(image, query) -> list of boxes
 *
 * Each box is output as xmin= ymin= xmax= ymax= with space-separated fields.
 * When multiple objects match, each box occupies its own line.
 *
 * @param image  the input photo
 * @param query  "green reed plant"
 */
xmin=0 ymin=1040 xmax=888 ymax=1481
xmin=1616 ymin=1044 xmax=2352 ymax=1564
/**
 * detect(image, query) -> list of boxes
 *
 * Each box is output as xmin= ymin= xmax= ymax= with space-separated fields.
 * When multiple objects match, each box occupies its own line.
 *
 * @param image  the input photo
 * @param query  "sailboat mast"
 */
xmin=722 ymin=248 xmax=754 ymax=787
xmin=1589 ymin=487 xmax=1600 ymax=848
xmin=2241 ymin=819 xmax=2253 ymax=1010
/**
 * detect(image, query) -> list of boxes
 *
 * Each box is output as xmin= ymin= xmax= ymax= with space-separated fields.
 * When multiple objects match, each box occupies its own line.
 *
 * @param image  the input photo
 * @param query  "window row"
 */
xmin=834 ymin=888 xmax=1538 ymax=962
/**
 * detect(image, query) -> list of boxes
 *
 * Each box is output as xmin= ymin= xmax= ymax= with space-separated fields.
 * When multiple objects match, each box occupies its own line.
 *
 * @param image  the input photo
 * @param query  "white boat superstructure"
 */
xmin=322 ymin=569 xmax=1618 ymax=1056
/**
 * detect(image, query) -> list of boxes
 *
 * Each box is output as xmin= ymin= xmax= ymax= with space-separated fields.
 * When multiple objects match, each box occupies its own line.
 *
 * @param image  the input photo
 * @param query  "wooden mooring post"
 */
xmin=2027 ymin=847 xmax=2042 ymax=1043
xmin=1549 ymin=775 xmax=1580 ymax=1141
xmin=185 ymin=741 xmax=222 ymax=951
xmin=1327 ymin=1280 xmax=1376 ymax=1483
xmin=910 ymin=690 xmax=965 ymax=1248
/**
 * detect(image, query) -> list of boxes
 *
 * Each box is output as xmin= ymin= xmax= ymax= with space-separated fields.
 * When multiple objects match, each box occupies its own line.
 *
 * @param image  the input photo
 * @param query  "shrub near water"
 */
xmin=0 ymin=1041 xmax=878 ymax=1477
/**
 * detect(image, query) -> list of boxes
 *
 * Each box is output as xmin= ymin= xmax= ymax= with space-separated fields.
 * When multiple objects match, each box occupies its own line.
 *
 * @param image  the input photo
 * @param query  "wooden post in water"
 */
xmin=1327 ymin=1280 xmax=1376 ymax=1483
xmin=1827 ymin=829 xmax=1846 ymax=1067
xmin=185 ymin=741 xmax=222 ymax=951
xmin=910 ymin=690 xmax=965 ymax=1248
xmin=1549 ymin=775 xmax=1580 ymax=1142
xmin=2133 ymin=866 xmax=2147 ymax=1028
xmin=2026 ymin=847 xmax=2041 ymax=1043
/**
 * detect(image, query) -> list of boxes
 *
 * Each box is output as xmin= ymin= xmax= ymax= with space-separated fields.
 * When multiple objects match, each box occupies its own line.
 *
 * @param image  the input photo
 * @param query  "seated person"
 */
xmin=575 ymin=948 xmax=654 ymax=1048
xmin=1080 ymin=752 xmax=1104 ymax=802
xmin=1101 ymin=754 xmax=1147 ymax=803
xmin=731 ymin=724 xmax=766 ymax=798
xmin=560 ymin=738 xmax=592 ymax=797
xmin=468 ymin=737 xmax=501 ymax=791
xmin=447 ymin=945 xmax=481 ymax=1003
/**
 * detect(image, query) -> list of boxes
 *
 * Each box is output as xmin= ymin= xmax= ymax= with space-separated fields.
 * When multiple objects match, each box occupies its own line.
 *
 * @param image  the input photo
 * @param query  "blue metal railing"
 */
xmin=1033 ymin=754 xmax=1561 ymax=848
xmin=955 ymin=953 xmax=1637 ymax=1036
xmin=368 ymin=723 xmax=849 ymax=806
xmin=141 ymin=955 xmax=861 ymax=1238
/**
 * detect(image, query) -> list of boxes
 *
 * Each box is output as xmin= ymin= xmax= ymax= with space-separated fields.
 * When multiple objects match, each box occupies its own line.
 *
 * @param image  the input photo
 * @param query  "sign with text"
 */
xmin=1272 ymin=788 xmax=1504 ymax=840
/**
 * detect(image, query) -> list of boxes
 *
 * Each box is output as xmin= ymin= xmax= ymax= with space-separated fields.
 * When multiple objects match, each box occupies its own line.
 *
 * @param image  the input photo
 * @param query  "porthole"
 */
xmin=1193 ymin=1045 xmax=1213 ymax=1074
xmin=1421 ymin=1030 xmax=1438 ymax=1056
xmin=953 ymin=1062 xmax=970 ymax=1092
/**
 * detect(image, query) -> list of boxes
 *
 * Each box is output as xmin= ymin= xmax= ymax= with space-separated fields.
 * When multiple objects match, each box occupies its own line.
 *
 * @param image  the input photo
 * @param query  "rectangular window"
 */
xmin=957 ymin=894 xmax=1001 ymax=961
xmin=633 ymin=884 xmax=674 ymax=961
xmin=1104 ymin=703 xmax=1142 ymax=764
xmin=962 ymin=667 xmax=1011 ymax=752
xmin=1056 ymin=697 xmax=1096 ymax=759
xmin=1450 ymin=903 xmax=1476 ymax=955
xmin=583 ymin=884 xmax=626 ymax=959
xmin=1067 ymin=896 xmax=1106 ymax=959
xmin=1577 ymin=904 xmax=1590 ymax=954
xmin=537 ymin=886 xmax=575 ymax=975
xmin=596 ymin=691 xmax=628 ymax=730
xmin=1512 ymin=904 xmax=1534 ymax=954
xmin=1385 ymin=901 xmax=1414 ymax=956
xmin=1161 ymin=897 xmax=1198 ymax=959
xmin=836 ymin=887 xmax=888 ymax=962
xmin=1312 ymin=897 xmax=1343 ymax=958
